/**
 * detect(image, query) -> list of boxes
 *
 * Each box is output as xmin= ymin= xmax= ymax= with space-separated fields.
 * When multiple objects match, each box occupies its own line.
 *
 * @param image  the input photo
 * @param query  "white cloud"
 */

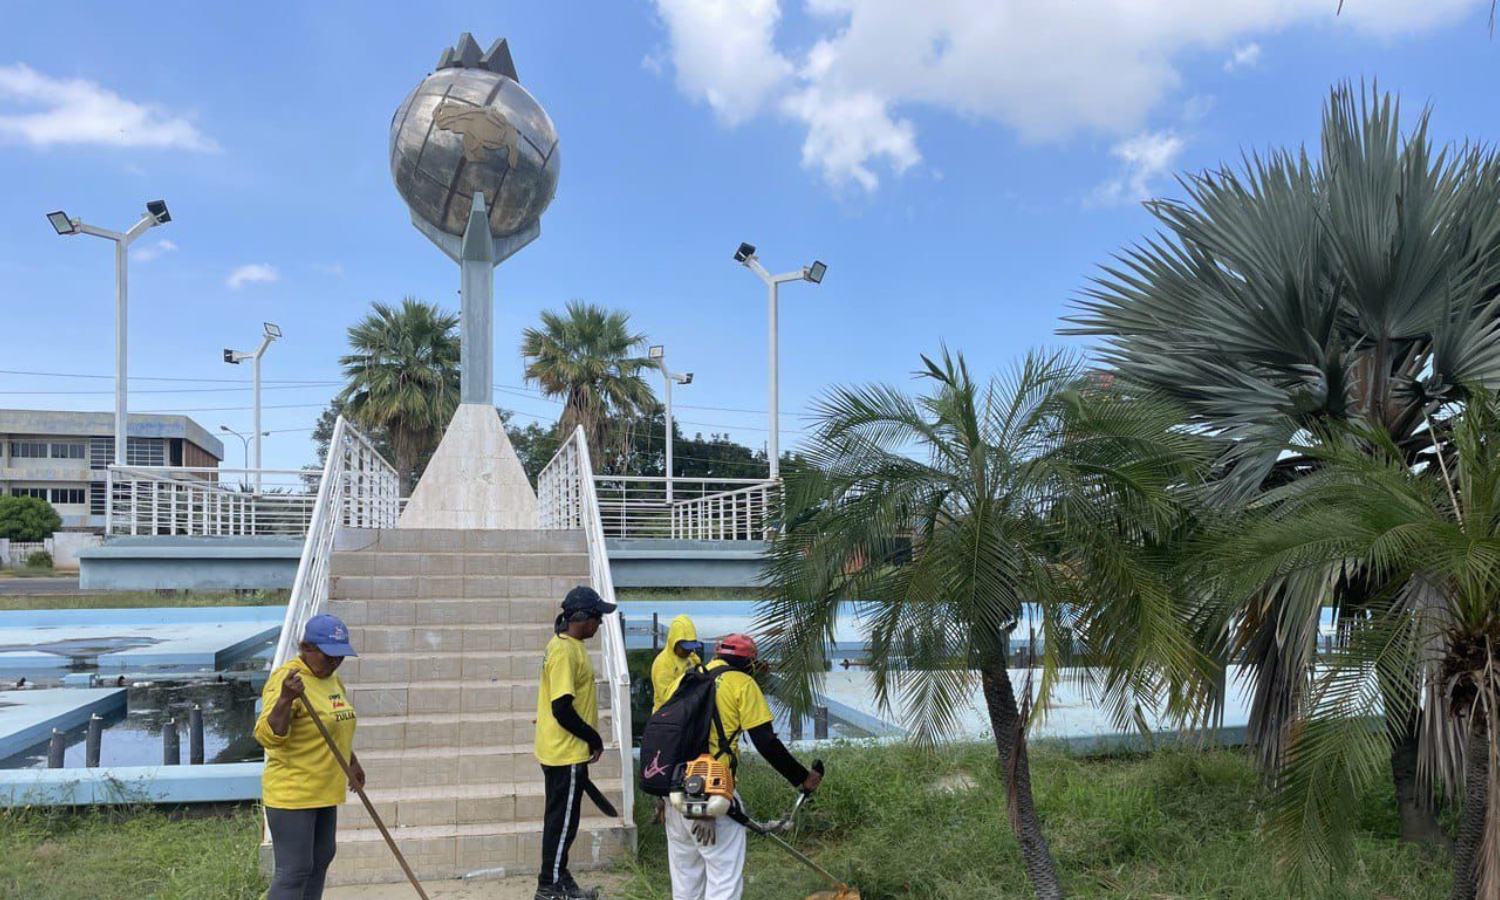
xmin=313 ymin=262 xmax=344 ymax=276
xmin=649 ymin=0 xmax=1481 ymax=191
xmin=0 ymin=63 xmax=217 ymax=152
xmin=1092 ymin=131 xmax=1186 ymax=206
xmin=1224 ymin=43 xmax=1263 ymax=72
xmin=134 ymin=239 xmax=177 ymax=263
xmin=227 ymin=263 xmax=278 ymax=289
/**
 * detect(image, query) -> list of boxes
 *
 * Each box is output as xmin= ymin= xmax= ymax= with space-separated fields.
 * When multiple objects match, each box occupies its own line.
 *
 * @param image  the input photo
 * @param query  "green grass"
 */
xmin=0 ymin=590 xmax=287 ymax=611
xmin=616 ymin=744 xmax=1450 ymax=900
xmin=0 ymin=746 xmax=1451 ymax=899
xmin=0 ymin=805 xmax=264 ymax=900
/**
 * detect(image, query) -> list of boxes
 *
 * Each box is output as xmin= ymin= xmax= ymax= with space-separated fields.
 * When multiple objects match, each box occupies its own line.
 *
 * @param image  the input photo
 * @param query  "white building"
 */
xmin=0 ymin=410 xmax=224 ymax=531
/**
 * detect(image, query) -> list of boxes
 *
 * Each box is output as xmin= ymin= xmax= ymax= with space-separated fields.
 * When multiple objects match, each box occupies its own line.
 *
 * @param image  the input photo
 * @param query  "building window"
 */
xmin=90 ymin=483 xmax=106 ymax=516
xmin=88 ymin=437 xmax=166 ymax=468
xmin=10 ymin=487 xmax=49 ymax=499
xmin=50 ymin=488 xmax=86 ymax=506
xmin=8 ymin=441 xmax=86 ymax=460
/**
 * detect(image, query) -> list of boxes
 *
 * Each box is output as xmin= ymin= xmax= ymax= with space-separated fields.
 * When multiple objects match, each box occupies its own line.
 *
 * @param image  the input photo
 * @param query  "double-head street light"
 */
xmin=733 ymin=242 xmax=825 ymax=479
xmin=218 ymin=424 xmax=271 ymax=470
xmin=648 ymin=345 xmax=693 ymax=503
xmin=47 ymin=200 xmax=173 ymax=467
xmin=223 ymin=322 xmax=282 ymax=485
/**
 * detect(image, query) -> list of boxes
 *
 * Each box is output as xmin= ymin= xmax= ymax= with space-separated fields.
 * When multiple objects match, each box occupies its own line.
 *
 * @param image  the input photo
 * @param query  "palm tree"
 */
xmin=520 ymin=300 xmax=656 ymax=470
xmin=1209 ymin=394 xmax=1500 ymax=899
xmin=1068 ymin=82 xmax=1500 ymax=843
xmin=337 ymin=298 xmax=460 ymax=494
xmin=760 ymin=349 xmax=1210 ymax=900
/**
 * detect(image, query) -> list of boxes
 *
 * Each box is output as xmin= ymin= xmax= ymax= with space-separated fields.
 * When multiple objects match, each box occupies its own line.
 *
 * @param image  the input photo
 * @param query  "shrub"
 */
xmin=0 ymin=496 xmax=62 ymax=542
xmin=25 ymin=550 xmax=53 ymax=570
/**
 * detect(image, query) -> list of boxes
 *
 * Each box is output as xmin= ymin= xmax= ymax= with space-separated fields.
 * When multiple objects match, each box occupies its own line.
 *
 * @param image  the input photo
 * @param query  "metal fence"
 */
xmin=593 ymin=475 xmax=777 ymax=540
xmin=4 ymin=541 xmax=49 ymax=567
xmin=104 ymin=466 xmax=319 ymax=537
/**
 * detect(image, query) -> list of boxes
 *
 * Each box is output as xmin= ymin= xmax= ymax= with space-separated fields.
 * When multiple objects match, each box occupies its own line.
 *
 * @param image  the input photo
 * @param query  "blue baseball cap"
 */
xmin=303 ymin=614 xmax=358 ymax=657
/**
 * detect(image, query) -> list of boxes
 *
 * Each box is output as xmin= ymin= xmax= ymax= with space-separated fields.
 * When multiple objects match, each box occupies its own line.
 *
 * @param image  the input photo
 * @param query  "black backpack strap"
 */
xmin=705 ymin=667 xmax=741 ymax=769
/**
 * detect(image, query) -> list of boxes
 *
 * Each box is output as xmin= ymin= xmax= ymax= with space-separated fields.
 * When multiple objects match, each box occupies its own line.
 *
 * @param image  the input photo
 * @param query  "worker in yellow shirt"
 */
xmin=255 ymin=613 xmax=363 ymax=900
xmin=534 ymin=586 xmax=616 ymax=900
xmin=665 ymin=633 xmax=821 ymax=900
xmin=651 ymin=614 xmax=703 ymax=712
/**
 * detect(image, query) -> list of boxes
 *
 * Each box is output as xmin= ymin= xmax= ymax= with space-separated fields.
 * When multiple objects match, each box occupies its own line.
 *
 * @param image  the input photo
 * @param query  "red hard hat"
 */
xmin=716 ymin=633 xmax=758 ymax=660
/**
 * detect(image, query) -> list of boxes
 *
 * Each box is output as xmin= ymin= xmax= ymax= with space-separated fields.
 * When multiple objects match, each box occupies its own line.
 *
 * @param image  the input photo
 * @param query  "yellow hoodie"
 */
xmin=650 ymin=614 xmax=701 ymax=712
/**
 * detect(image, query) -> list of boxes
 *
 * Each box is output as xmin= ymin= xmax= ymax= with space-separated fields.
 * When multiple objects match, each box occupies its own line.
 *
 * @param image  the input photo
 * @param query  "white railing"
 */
xmin=105 ymin=466 xmax=319 ymax=537
xmin=592 ymin=475 xmax=777 ymax=540
xmin=539 ymin=426 xmax=635 ymax=826
xmin=271 ymin=417 xmax=401 ymax=669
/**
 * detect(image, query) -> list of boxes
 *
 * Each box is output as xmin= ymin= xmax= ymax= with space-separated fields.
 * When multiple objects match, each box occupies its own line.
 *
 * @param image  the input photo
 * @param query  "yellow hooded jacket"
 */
xmin=650 ymin=614 xmax=701 ymax=712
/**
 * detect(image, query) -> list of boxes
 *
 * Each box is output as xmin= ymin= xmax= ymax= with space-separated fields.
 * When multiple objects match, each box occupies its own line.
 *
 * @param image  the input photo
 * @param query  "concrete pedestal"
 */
xmin=397 ymin=404 xmax=538 ymax=529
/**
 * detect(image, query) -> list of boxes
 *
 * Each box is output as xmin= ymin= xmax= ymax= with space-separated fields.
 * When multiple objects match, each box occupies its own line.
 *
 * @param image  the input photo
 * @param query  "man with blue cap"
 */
xmin=255 ymin=613 xmax=363 ymax=900
xmin=534 ymin=585 xmax=616 ymax=900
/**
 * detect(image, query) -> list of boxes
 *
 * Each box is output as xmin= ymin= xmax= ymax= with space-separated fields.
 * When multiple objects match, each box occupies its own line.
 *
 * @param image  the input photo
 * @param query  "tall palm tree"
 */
xmin=1068 ymin=82 xmax=1500 ymax=843
xmin=520 ymin=300 xmax=655 ymax=470
xmin=1209 ymin=394 xmax=1500 ymax=899
xmin=761 ymin=349 xmax=1210 ymax=900
xmin=337 ymin=298 xmax=460 ymax=494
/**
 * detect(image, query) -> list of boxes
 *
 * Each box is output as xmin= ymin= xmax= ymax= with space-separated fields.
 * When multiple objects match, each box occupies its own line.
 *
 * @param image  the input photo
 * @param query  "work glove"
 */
xmin=690 ymin=819 xmax=717 ymax=846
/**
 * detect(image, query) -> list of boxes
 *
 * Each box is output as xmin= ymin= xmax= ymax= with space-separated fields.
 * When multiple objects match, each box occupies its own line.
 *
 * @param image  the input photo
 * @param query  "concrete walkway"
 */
xmin=323 ymin=872 xmax=628 ymax=899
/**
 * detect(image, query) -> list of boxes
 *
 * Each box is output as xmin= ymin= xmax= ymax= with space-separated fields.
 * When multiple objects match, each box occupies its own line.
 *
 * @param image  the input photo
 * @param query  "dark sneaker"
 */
xmin=534 ymin=886 xmax=566 ymax=900
xmin=559 ymin=875 xmax=601 ymax=899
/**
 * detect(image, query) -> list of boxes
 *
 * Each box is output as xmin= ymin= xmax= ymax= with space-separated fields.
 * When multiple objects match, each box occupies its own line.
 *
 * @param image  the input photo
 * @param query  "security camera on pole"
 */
xmin=733 ymin=243 xmax=825 ymax=479
xmin=222 ymin=323 xmax=281 ymax=490
xmin=46 ymin=200 xmax=173 ymax=470
xmin=648 ymin=346 xmax=693 ymax=504
xmin=388 ymin=33 xmax=560 ymax=528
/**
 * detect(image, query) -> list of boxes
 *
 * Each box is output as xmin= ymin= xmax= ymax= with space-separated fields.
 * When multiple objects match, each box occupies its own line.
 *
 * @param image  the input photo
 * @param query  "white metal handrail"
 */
xmin=105 ymin=465 xmax=319 ymax=537
xmin=538 ymin=426 xmax=634 ymax=825
xmin=271 ymin=417 xmax=400 ymax=669
xmin=591 ymin=475 xmax=777 ymax=540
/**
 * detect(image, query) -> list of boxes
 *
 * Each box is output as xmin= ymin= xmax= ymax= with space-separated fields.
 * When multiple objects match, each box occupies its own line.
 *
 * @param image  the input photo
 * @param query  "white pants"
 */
xmin=664 ymin=805 xmax=747 ymax=900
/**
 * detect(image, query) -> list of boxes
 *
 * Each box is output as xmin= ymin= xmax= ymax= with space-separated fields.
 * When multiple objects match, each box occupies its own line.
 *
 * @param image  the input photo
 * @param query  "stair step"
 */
xmin=356 ymin=710 xmax=614 ymax=752
xmin=353 ymin=624 xmax=558 ymax=654
xmin=331 ymin=575 xmax=587 ymax=602
xmin=351 ymin=679 xmax=612 ymax=717
xmin=341 ymin=650 xmax=601 ymax=685
xmin=333 ymin=528 xmax=587 ymax=555
xmin=340 ymin=778 xmax=628 ymax=829
xmin=310 ymin=820 xmax=631 ymax=886
xmin=354 ymin=745 xmax=623 ymax=790
xmin=331 ymin=597 xmax=570 ymax=627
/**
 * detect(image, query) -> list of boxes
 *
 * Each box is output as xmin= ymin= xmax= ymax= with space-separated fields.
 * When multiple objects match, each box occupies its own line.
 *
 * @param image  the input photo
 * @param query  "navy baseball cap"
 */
xmin=561 ymin=585 xmax=616 ymax=618
xmin=303 ymin=614 xmax=358 ymax=657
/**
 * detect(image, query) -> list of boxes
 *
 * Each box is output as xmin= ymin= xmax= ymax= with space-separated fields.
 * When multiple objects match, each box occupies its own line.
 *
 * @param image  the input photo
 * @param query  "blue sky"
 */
xmin=1 ymin=1 xmax=1497 ymax=471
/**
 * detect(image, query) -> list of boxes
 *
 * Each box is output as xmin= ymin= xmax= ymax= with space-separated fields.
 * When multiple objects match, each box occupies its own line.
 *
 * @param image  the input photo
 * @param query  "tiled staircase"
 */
xmin=261 ymin=527 xmax=633 ymax=885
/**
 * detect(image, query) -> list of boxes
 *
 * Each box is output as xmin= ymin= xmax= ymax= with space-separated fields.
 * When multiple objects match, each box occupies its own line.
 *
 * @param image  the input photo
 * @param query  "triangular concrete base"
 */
xmin=397 ymin=403 xmax=538 ymax=529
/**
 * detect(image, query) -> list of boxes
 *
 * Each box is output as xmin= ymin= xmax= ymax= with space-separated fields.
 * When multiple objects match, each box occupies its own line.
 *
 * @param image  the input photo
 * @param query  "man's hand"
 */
xmin=347 ymin=755 xmax=366 ymax=792
xmin=588 ymin=744 xmax=604 ymax=764
xmin=279 ymin=670 xmax=305 ymax=703
xmin=800 ymin=768 xmax=822 ymax=794
xmin=651 ymin=797 xmax=666 ymax=825
xmin=690 ymin=819 xmax=717 ymax=846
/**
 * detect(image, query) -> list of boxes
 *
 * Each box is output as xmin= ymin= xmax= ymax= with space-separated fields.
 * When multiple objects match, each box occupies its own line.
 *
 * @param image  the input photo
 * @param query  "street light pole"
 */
xmin=648 ymin=346 xmax=692 ymax=505
xmin=734 ymin=243 xmax=826 ymax=480
xmin=47 ymin=201 xmax=172 ymax=468
xmin=223 ymin=323 xmax=281 ymax=488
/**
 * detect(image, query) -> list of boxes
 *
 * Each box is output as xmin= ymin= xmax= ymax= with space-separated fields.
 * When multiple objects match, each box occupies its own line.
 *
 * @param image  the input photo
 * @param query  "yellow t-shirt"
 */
xmin=651 ymin=615 xmax=700 ymax=713
xmin=535 ymin=633 xmax=598 ymax=766
xmin=255 ymin=657 xmax=357 ymax=809
xmin=669 ymin=659 xmax=773 ymax=767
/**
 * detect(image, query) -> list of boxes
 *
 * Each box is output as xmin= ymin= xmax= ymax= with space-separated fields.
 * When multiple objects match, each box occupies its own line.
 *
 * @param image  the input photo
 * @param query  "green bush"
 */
xmin=0 ymin=496 xmax=61 ymax=542
xmin=25 ymin=550 xmax=53 ymax=570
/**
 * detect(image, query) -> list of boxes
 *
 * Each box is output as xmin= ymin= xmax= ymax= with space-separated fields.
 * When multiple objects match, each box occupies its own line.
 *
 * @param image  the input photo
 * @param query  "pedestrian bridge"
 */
xmin=79 ymin=464 xmax=775 ymax=591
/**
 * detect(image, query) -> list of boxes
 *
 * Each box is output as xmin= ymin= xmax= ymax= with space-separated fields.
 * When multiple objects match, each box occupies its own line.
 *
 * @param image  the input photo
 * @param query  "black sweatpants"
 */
xmin=539 ymin=762 xmax=587 ymax=887
xmin=266 ymin=805 xmax=338 ymax=900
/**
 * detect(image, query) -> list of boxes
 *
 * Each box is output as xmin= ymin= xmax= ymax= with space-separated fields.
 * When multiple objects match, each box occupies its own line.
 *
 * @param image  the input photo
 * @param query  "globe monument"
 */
xmin=390 ymin=33 xmax=558 ymax=528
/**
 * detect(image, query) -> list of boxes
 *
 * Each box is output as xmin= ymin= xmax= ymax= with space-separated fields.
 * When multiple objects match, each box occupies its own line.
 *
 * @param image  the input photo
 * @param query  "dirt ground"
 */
xmin=323 ymin=872 xmax=629 ymax=899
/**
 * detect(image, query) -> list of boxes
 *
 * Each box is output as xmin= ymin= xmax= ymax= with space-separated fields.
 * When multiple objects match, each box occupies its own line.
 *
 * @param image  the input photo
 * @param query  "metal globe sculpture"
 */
xmin=389 ymin=34 xmax=559 ymax=240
